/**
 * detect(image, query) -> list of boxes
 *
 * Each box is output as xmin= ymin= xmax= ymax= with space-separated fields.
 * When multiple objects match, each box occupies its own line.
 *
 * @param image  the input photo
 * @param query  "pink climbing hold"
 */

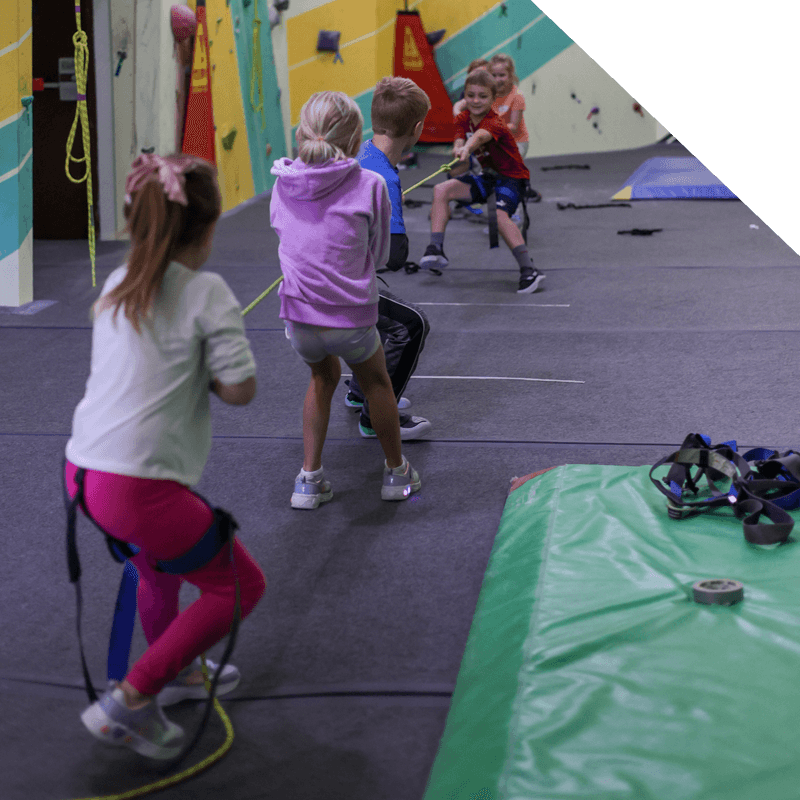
xmin=171 ymin=5 xmax=197 ymax=42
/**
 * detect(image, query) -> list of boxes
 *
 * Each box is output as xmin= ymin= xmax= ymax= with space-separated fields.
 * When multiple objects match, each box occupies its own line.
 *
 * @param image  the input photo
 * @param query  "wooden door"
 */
xmin=31 ymin=0 xmax=99 ymax=239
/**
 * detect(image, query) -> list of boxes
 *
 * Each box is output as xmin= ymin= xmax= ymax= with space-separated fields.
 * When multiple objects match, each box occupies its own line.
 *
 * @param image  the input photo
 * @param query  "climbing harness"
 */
xmin=66 ymin=2 xmax=97 ymax=287
xmin=650 ymin=433 xmax=800 ymax=545
xmin=65 ymin=464 xmax=242 ymax=795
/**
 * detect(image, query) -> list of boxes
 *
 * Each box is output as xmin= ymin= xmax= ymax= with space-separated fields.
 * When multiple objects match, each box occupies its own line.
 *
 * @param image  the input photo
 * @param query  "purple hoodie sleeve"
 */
xmin=370 ymin=178 xmax=391 ymax=271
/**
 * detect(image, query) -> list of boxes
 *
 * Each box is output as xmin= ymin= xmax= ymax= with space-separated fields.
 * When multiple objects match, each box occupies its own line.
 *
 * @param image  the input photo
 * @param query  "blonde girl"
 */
xmin=270 ymin=91 xmax=421 ymax=508
xmin=489 ymin=53 xmax=529 ymax=157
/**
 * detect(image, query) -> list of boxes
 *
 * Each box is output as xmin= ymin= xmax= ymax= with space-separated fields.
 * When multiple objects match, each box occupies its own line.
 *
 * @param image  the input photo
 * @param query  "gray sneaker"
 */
xmin=381 ymin=456 xmax=421 ymax=501
xmin=291 ymin=470 xmax=333 ymax=509
xmin=157 ymin=659 xmax=241 ymax=706
xmin=80 ymin=685 xmax=185 ymax=760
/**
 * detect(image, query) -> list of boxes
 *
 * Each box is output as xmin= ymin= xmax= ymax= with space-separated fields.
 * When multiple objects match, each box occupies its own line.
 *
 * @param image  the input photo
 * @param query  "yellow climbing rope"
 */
xmin=241 ymin=274 xmax=283 ymax=316
xmin=401 ymin=157 xmax=460 ymax=196
xmin=250 ymin=0 xmax=266 ymax=131
xmin=65 ymin=2 xmax=97 ymax=287
xmin=71 ymin=657 xmax=234 ymax=800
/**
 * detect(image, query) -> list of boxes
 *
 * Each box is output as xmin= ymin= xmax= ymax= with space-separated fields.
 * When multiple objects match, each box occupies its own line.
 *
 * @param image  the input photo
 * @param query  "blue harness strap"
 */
xmin=107 ymin=561 xmax=139 ymax=683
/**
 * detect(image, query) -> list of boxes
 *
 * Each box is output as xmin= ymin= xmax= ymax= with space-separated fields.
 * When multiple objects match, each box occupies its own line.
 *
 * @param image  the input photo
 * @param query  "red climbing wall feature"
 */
xmin=393 ymin=11 xmax=454 ymax=143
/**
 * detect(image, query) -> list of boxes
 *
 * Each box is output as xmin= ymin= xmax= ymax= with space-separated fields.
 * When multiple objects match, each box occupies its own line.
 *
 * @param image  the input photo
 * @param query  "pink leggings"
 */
xmin=65 ymin=461 xmax=266 ymax=696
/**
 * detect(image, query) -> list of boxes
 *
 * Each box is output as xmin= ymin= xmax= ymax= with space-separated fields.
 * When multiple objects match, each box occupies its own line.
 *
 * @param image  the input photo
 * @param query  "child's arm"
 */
xmin=455 ymin=129 xmax=492 ymax=161
xmin=211 ymin=376 xmax=256 ymax=405
xmin=386 ymin=234 xmax=409 ymax=272
xmin=506 ymin=109 xmax=522 ymax=136
xmin=452 ymin=98 xmax=467 ymax=117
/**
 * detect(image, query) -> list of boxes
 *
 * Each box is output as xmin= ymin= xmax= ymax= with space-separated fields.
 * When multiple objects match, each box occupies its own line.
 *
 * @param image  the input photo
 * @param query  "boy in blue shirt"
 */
xmin=346 ymin=77 xmax=433 ymax=440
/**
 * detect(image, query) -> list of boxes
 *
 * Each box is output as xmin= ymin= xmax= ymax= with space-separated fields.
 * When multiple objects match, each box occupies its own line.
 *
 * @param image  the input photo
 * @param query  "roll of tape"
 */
xmin=692 ymin=579 xmax=744 ymax=606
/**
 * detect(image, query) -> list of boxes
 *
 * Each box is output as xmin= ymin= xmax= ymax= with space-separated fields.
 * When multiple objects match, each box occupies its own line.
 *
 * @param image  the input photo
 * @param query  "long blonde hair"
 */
xmin=489 ymin=53 xmax=519 ymax=86
xmin=100 ymin=155 xmax=221 ymax=333
xmin=296 ymin=91 xmax=363 ymax=164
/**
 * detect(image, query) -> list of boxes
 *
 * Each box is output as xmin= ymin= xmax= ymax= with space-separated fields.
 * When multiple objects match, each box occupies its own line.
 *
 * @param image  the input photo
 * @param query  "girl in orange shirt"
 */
xmin=489 ymin=53 xmax=529 ymax=157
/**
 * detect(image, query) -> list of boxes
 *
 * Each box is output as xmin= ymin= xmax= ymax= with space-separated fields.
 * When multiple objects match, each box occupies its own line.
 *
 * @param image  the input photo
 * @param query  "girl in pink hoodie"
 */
xmin=270 ymin=91 xmax=421 ymax=508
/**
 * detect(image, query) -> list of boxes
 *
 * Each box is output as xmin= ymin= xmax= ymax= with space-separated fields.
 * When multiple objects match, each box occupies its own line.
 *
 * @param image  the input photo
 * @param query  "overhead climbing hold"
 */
xmin=587 ymin=106 xmax=599 ymax=120
xmin=221 ymin=128 xmax=237 ymax=151
xmin=170 ymin=4 xmax=197 ymax=42
xmin=317 ymin=30 xmax=343 ymax=63
xmin=633 ymin=102 xmax=644 ymax=117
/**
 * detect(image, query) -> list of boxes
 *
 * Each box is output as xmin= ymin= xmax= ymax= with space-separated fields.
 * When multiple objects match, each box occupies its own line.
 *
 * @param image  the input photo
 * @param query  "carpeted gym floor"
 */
xmin=2 ymin=139 xmax=799 ymax=800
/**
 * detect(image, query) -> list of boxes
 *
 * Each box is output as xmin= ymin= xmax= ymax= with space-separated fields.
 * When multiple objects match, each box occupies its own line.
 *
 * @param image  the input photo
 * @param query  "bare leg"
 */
xmin=303 ymin=354 xmax=341 ymax=472
xmin=496 ymin=208 xmax=525 ymax=249
xmin=120 ymin=679 xmax=153 ymax=709
xmin=430 ymin=178 xmax=472 ymax=233
xmin=349 ymin=346 xmax=402 ymax=469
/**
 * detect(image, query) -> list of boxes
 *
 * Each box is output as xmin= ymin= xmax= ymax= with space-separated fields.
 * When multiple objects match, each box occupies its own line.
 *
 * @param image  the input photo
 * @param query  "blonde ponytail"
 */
xmin=296 ymin=91 xmax=363 ymax=165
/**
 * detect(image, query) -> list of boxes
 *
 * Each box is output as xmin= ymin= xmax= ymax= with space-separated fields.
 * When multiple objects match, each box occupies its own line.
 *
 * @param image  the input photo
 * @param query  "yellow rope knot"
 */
xmin=66 ymin=16 xmax=96 ymax=287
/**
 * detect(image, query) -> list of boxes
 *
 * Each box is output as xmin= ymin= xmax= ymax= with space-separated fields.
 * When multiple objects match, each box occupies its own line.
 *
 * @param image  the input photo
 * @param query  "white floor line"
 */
xmin=415 ymin=302 xmax=570 ymax=308
xmin=342 ymin=374 xmax=584 ymax=384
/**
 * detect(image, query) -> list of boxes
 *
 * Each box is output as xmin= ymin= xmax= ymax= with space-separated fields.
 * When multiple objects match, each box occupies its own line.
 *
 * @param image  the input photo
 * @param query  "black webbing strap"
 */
xmin=650 ymin=434 xmax=800 ymax=545
xmin=520 ymin=180 xmax=531 ymax=245
xmin=65 ymin=466 xmax=101 ymax=703
xmin=486 ymin=189 xmax=499 ymax=249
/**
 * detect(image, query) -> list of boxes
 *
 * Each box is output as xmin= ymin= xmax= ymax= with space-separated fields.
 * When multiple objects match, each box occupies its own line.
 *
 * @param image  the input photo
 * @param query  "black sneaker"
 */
xmin=419 ymin=244 xmax=448 ymax=272
xmin=343 ymin=380 xmax=364 ymax=409
xmin=359 ymin=412 xmax=432 ymax=440
xmin=517 ymin=269 xmax=545 ymax=294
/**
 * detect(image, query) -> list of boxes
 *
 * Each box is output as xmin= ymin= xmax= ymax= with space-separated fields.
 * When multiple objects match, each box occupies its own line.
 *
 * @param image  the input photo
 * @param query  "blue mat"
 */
xmin=613 ymin=157 xmax=737 ymax=200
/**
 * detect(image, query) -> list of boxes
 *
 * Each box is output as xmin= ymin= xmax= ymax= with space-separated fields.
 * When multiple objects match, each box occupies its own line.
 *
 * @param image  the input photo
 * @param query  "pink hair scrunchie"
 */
xmin=124 ymin=153 xmax=201 ymax=206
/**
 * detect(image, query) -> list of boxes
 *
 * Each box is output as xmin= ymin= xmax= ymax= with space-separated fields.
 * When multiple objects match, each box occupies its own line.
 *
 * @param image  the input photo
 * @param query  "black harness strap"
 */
xmin=650 ymin=434 xmax=800 ymax=545
xmin=65 ymin=466 xmax=101 ymax=703
xmin=486 ymin=189 xmax=499 ymax=249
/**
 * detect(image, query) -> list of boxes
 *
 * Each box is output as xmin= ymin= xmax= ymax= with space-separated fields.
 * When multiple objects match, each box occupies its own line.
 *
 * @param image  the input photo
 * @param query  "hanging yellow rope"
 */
xmin=65 ymin=2 xmax=97 ymax=287
xmin=250 ymin=0 xmax=266 ymax=130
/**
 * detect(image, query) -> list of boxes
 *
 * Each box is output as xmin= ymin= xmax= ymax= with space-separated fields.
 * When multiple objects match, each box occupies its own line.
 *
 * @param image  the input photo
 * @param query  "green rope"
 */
xmin=401 ymin=158 xmax=460 ymax=196
xmin=241 ymin=274 xmax=283 ymax=316
xmin=65 ymin=4 xmax=97 ymax=287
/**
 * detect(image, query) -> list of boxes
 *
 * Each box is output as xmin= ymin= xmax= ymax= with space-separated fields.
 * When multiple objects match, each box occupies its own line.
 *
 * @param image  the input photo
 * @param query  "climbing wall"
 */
xmin=228 ymin=0 xmax=286 ymax=197
xmin=0 ymin=0 xmax=33 ymax=305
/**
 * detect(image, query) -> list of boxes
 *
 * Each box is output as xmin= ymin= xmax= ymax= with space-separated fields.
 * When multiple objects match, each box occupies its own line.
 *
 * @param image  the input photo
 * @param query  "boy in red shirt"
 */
xmin=420 ymin=68 xmax=544 ymax=294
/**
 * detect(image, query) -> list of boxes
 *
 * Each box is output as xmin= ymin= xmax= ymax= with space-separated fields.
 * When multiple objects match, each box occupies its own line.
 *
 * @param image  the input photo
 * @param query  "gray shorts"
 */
xmin=284 ymin=320 xmax=381 ymax=365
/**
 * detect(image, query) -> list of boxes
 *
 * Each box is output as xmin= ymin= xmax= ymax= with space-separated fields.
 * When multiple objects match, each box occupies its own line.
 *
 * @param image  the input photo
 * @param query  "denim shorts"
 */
xmin=457 ymin=172 xmax=526 ymax=217
xmin=284 ymin=320 xmax=381 ymax=365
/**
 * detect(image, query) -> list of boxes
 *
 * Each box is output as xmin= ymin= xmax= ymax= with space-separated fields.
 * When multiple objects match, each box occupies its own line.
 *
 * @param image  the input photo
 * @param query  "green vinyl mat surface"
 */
xmin=423 ymin=464 xmax=800 ymax=800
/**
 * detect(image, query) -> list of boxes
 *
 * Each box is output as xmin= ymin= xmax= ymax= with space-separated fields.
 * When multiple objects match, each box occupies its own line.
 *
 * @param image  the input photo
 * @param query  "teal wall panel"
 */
xmin=233 ymin=0 xmax=288 ymax=193
xmin=0 ymin=108 xmax=33 ymax=261
xmin=436 ymin=0 xmax=573 ymax=98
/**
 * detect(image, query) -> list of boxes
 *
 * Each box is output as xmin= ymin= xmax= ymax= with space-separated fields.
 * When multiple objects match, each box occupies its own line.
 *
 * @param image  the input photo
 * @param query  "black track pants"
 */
xmin=348 ymin=288 xmax=430 ymax=412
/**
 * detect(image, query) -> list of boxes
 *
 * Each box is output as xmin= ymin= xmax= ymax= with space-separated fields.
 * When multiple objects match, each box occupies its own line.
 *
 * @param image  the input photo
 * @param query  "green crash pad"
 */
xmin=424 ymin=464 xmax=800 ymax=800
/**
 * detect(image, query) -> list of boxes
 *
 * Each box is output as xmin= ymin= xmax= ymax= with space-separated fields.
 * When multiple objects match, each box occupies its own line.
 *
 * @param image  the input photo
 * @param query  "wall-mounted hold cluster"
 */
xmin=317 ymin=30 xmax=343 ymax=63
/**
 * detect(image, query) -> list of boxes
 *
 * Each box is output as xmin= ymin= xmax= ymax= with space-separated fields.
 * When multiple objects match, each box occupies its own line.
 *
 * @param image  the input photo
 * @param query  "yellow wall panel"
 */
xmin=206 ymin=0 xmax=255 ymax=211
xmin=415 ymin=0 xmax=497 ymax=41
xmin=286 ymin=0 xmax=387 ymax=65
xmin=0 ymin=34 xmax=31 ymax=121
xmin=288 ymin=34 xmax=385 ymax=124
